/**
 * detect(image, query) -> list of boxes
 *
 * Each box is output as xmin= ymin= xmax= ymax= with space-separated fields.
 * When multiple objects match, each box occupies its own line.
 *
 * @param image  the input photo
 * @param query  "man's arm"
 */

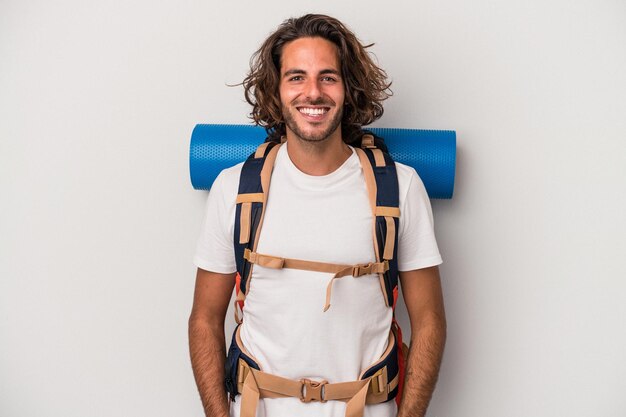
xmin=188 ymin=268 xmax=236 ymax=417
xmin=397 ymin=266 xmax=447 ymax=417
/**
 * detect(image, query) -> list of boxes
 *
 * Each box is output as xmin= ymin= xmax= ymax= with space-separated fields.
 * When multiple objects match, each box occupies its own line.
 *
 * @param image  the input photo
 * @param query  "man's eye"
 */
xmin=289 ymin=76 xmax=304 ymax=81
xmin=321 ymin=76 xmax=337 ymax=82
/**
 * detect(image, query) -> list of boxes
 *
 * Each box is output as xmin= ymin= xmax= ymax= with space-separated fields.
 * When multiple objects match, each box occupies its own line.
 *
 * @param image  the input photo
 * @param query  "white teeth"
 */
xmin=299 ymin=107 xmax=327 ymax=116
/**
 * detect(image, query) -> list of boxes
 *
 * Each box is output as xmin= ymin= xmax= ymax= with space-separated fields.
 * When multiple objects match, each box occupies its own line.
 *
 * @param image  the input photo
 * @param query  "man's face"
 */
xmin=279 ymin=37 xmax=345 ymax=143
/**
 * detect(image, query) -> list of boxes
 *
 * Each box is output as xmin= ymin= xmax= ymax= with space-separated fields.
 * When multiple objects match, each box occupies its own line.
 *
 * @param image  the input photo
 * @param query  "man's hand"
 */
xmin=188 ymin=268 xmax=236 ymax=417
xmin=397 ymin=266 xmax=447 ymax=417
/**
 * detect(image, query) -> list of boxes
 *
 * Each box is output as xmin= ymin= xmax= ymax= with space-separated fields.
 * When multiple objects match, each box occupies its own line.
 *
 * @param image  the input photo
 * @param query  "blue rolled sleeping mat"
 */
xmin=189 ymin=124 xmax=456 ymax=199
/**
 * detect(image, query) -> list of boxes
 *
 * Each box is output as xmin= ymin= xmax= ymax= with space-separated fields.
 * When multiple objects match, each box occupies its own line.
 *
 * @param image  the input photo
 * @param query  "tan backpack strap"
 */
xmin=345 ymin=382 xmax=371 ymax=417
xmin=234 ymin=142 xmax=282 ymax=323
xmin=236 ymin=193 xmax=264 ymax=244
xmin=374 ymin=206 xmax=401 ymax=260
xmin=354 ymin=148 xmax=389 ymax=304
xmin=236 ymin=144 xmax=280 ymax=246
xmin=237 ymin=362 xmax=397 ymax=417
xmin=254 ymin=141 xmax=271 ymax=158
xmin=240 ymin=371 xmax=260 ymax=417
xmin=355 ymin=147 xmax=401 ymax=306
xmin=244 ymin=248 xmax=389 ymax=312
xmin=244 ymin=249 xmax=386 ymax=276
xmin=361 ymin=134 xmax=375 ymax=148
xmin=375 ymin=206 xmax=400 ymax=217
xmin=371 ymin=148 xmax=386 ymax=167
xmin=354 ymin=148 xmax=377 ymax=224
xmin=245 ymin=142 xmax=280 ymax=278
xmin=322 ymin=262 xmax=389 ymax=312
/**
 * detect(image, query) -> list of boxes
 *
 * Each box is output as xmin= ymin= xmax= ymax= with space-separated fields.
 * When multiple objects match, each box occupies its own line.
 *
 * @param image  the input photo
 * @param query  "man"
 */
xmin=189 ymin=14 xmax=446 ymax=417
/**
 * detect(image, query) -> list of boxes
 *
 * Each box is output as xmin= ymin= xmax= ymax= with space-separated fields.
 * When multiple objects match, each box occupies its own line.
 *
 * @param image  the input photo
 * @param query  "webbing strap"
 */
xmin=238 ymin=362 xmax=398 ymax=417
xmin=354 ymin=146 xmax=400 ymax=308
xmin=236 ymin=194 xmax=265 ymax=244
xmin=355 ymin=148 xmax=390 ymax=307
xmin=236 ymin=193 xmax=264 ymax=203
xmin=244 ymin=249 xmax=388 ymax=276
xmin=346 ymin=382 xmax=371 ymax=417
xmin=254 ymin=142 xmax=271 ymax=158
xmin=371 ymin=148 xmax=386 ymax=167
xmin=234 ymin=143 xmax=281 ymax=290
xmin=355 ymin=148 xmax=377 ymax=215
xmin=361 ymin=134 xmax=375 ymax=148
xmin=383 ymin=216 xmax=396 ymax=260
xmin=240 ymin=371 xmax=260 ymax=417
xmin=239 ymin=203 xmax=252 ymax=244
xmin=234 ymin=142 xmax=282 ymax=323
xmin=374 ymin=206 xmax=400 ymax=217
xmin=244 ymin=249 xmax=389 ymax=311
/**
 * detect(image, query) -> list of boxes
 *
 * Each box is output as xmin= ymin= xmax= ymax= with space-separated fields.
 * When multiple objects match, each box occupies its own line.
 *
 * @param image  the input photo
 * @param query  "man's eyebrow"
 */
xmin=283 ymin=69 xmax=306 ymax=77
xmin=282 ymin=68 xmax=341 ymax=77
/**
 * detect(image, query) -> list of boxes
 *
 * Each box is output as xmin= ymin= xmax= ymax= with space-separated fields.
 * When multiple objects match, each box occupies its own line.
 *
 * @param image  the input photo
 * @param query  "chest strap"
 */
xmin=243 ymin=248 xmax=389 ymax=311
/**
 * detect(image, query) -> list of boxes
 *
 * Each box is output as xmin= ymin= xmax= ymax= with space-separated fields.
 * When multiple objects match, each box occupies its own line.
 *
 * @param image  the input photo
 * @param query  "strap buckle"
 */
xmin=352 ymin=263 xmax=371 ymax=277
xmin=361 ymin=134 xmax=376 ymax=149
xmin=352 ymin=263 xmax=374 ymax=277
xmin=369 ymin=368 xmax=386 ymax=395
xmin=237 ymin=359 xmax=249 ymax=385
xmin=300 ymin=378 xmax=328 ymax=403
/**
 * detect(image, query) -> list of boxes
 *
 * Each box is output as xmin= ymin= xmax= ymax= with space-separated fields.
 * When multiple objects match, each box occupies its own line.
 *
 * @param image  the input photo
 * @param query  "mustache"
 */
xmin=294 ymin=98 xmax=334 ymax=107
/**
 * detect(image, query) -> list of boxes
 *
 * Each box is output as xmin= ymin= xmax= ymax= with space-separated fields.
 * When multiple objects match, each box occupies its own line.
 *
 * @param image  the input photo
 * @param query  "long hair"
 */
xmin=241 ymin=14 xmax=392 ymax=145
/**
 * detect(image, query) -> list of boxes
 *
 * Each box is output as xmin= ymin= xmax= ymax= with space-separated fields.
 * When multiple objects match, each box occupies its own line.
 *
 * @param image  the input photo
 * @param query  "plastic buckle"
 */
xmin=361 ymin=134 xmax=376 ymax=149
xmin=300 ymin=378 xmax=328 ymax=403
xmin=369 ymin=369 xmax=386 ymax=395
xmin=237 ymin=359 xmax=248 ymax=385
xmin=353 ymin=263 xmax=374 ymax=277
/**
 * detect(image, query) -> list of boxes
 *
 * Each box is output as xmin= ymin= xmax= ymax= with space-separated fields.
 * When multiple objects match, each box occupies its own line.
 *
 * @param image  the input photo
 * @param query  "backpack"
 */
xmin=225 ymin=133 xmax=407 ymax=417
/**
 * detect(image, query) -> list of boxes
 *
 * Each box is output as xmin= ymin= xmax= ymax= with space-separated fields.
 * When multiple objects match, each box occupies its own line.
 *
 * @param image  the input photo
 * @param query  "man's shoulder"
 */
xmin=212 ymin=161 xmax=245 ymax=191
xmin=393 ymin=161 xmax=429 ymax=204
xmin=394 ymin=161 xmax=424 ymax=187
xmin=394 ymin=161 xmax=416 ymax=178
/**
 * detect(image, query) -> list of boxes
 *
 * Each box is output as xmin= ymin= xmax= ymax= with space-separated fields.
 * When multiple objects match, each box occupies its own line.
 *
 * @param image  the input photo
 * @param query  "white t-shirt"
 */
xmin=194 ymin=143 xmax=442 ymax=417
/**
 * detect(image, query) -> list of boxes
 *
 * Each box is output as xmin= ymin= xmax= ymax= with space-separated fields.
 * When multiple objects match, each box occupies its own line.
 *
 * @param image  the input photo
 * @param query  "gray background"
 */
xmin=1 ymin=0 xmax=625 ymax=416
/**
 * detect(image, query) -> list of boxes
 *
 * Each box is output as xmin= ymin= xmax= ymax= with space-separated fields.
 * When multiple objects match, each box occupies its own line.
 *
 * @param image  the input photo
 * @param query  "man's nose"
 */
xmin=304 ymin=79 xmax=322 ymax=100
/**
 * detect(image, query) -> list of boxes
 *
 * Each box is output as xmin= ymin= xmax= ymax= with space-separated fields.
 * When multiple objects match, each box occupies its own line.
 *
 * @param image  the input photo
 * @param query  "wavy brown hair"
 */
xmin=241 ymin=14 xmax=392 ymax=145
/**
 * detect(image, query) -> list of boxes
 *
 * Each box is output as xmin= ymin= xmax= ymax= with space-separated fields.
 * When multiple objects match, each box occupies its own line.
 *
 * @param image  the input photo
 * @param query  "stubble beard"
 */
xmin=282 ymin=101 xmax=343 ymax=143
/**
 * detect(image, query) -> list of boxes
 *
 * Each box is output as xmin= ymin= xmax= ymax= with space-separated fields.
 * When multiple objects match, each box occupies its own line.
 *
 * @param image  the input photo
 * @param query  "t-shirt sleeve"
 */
xmin=397 ymin=165 xmax=443 ymax=271
xmin=193 ymin=168 xmax=239 ymax=274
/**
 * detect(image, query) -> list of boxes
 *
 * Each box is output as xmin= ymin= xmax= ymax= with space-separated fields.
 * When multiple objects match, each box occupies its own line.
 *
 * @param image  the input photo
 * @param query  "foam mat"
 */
xmin=190 ymin=124 xmax=456 ymax=199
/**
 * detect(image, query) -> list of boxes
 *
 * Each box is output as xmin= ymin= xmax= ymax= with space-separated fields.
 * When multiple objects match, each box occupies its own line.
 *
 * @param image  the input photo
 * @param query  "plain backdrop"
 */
xmin=1 ymin=1 xmax=625 ymax=416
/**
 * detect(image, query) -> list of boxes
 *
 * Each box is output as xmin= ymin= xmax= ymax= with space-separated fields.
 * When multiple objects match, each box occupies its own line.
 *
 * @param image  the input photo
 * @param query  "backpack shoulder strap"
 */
xmin=355 ymin=134 xmax=400 ymax=309
xmin=234 ymin=141 xmax=281 ymax=302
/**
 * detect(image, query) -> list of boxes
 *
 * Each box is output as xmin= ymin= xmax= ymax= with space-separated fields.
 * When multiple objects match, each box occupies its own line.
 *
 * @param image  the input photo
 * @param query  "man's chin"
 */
xmin=299 ymin=127 xmax=331 ymax=141
xmin=286 ymin=110 xmax=341 ymax=143
xmin=289 ymin=128 xmax=336 ymax=143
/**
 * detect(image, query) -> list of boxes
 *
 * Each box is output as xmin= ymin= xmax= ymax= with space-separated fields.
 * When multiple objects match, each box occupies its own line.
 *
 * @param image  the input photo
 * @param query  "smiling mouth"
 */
xmin=297 ymin=107 xmax=330 ymax=117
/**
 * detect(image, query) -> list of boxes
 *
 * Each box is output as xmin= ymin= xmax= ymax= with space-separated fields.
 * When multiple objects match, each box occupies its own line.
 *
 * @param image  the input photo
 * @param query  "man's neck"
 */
xmin=285 ymin=129 xmax=352 ymax=176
